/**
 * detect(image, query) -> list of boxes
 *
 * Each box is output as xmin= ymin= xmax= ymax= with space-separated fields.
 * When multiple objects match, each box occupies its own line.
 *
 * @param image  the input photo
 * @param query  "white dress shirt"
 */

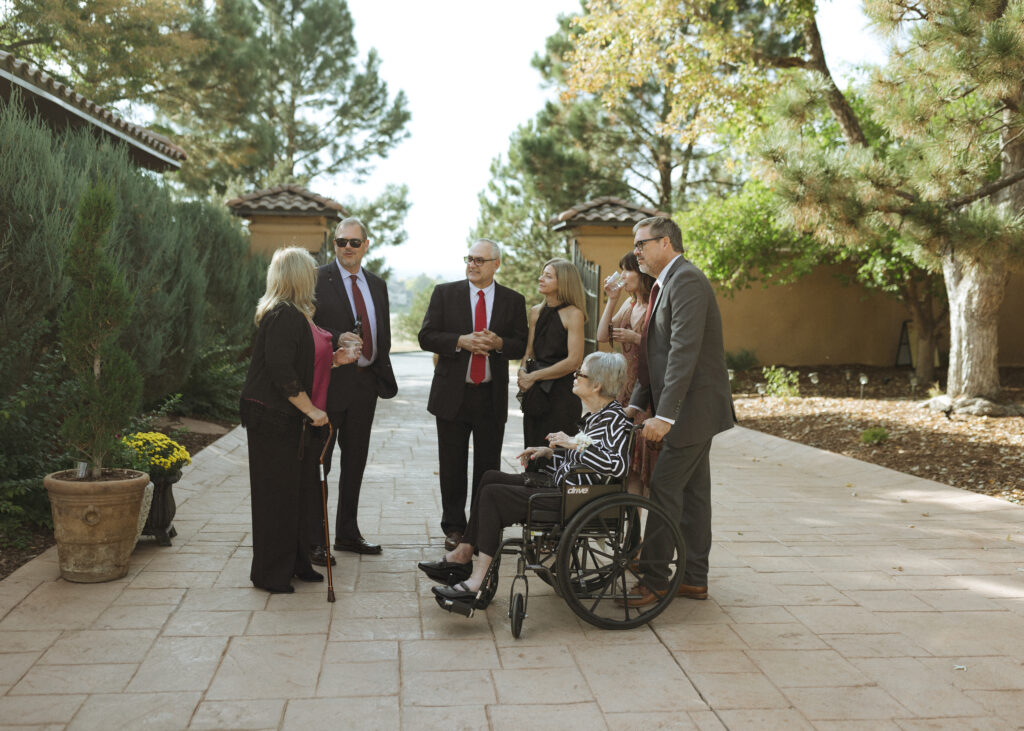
xmin=337 ymin=262 xmax=377 ymax=366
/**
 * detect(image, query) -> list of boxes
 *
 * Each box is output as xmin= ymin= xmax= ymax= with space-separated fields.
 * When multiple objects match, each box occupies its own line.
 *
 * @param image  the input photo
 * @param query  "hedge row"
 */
xmin=0 ymin=98 xmax=265 ymax=533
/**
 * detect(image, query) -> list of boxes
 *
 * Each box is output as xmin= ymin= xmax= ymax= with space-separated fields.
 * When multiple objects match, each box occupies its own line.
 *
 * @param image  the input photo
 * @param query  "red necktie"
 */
xmin=350 ymin=275 xmax=372 ymax=361
xmin=638 ymin=282 xmax=660 ymax=387
xmin=470 ymin=290 xmax=487 ymax=384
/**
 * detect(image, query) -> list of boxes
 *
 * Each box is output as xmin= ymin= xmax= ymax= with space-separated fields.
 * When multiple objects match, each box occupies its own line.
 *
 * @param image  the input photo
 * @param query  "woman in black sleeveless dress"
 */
xmin=517 ymin=258 xmax=586 ymax=447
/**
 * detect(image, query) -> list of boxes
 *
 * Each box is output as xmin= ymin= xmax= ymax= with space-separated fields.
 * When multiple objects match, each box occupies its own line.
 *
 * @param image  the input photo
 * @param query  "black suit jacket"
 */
xmin=313 ymin=262 xmax=398 ymax=411
xmin=240 ymin=302 xmax=315 ymax=420
xmin=418 ymin=280 xmax=528 ymax=422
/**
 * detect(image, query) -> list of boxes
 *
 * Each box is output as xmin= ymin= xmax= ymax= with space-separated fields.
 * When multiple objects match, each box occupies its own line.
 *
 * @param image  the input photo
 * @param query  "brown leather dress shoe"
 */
xmin=444 ymin=531 xmax=463 ymax=551
xmin=677 ymin=583 xmax=708 ymax=600
xmin=617 ymin=583 xmax=667 ymax=608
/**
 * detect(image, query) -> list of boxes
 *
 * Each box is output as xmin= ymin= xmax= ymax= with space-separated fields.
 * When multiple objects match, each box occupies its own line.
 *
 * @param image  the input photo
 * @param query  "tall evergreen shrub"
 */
xmin=58 ymin=183 xmax=142 ymax=476
xmin=0 ymin=98 xmax=81 ymax=351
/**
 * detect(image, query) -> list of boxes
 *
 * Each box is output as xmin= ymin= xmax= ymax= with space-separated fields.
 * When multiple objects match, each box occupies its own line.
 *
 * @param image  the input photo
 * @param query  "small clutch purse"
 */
xmin=522 ymin=471 xmax=554 ymax=489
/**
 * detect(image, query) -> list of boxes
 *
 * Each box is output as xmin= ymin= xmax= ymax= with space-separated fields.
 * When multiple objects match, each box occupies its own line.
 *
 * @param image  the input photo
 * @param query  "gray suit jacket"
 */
xmin=630 ymin=256 xmax=734 ymax=448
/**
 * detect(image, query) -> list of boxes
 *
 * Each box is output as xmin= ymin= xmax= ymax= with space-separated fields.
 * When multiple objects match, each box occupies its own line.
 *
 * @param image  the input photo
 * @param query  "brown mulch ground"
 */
xmin=0 ymin=422 xmax=234 ymax=582
xmin=734 ymin=365 xmax=1024 ymax=505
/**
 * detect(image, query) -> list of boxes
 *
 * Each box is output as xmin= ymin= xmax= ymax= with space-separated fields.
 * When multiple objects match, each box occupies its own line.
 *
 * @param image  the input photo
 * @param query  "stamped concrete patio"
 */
xmin=2 ymin=351 xmax=1024 ymax=730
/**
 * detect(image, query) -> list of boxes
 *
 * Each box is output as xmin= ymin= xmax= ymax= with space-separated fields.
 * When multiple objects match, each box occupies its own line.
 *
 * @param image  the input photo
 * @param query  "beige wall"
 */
xmin=571 ymin=225 xmax=1024 ymax=367
xmin=246 ymin=215 xmax=330 ymax=257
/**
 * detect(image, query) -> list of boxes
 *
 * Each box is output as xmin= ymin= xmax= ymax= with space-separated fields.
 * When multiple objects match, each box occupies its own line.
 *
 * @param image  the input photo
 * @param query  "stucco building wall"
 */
xmin=571 ymin=224 xmax=1024 ymax=366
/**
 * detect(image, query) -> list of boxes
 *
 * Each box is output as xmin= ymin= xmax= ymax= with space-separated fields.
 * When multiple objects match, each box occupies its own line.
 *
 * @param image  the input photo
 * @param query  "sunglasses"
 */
xmin=334 ymin=237 xmax=363 ymax=248
xmin=464 ymin=256 xmax=496 ymax=265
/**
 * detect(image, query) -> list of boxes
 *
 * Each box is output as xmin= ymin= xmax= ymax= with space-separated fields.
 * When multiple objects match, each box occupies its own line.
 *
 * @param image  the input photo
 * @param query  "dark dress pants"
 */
xmin=315 ymin=367 xmax=379 ymax=544
xmin=436 ymin=383 xmax=505 ymax=535
xmin=463 ymin=470 xmax=558 ymax=556
xmin=245 ymin=410 xmax=315 ymax=589
xmin=641 ymin=439 xmax=713 ymax=590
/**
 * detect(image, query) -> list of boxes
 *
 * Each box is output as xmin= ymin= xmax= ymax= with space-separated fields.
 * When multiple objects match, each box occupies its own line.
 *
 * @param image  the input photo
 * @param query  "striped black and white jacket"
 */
xmin=544 ymin=401 xmax=632 ymax=487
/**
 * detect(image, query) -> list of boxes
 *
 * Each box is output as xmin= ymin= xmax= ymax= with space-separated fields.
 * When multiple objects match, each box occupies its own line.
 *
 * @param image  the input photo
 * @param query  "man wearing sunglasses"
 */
xmin=624 ymin=215 xmax=734 ymax=606
xmin=418 ymin=239 xmax=528 ymax=551
xmin=309 ymin=217 xmax=397 ymax=564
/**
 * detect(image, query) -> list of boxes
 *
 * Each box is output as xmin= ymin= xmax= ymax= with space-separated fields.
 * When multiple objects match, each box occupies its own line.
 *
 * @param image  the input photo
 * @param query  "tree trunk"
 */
xmin=942 ymin=254 xmax=1007 ymax=400
xmin=914 ymin=327 xmax=936 ymax=385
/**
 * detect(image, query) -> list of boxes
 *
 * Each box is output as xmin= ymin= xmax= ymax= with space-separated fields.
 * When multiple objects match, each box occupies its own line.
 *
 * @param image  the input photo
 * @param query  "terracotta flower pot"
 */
xmin=43 ymin=469 xmax=149 ymax=583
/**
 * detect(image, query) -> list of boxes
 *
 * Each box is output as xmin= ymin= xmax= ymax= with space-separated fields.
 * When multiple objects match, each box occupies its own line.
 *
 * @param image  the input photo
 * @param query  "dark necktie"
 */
xmin=637 ymin=281 xmax=660 ymax=388
xmin=350 ymin=275 xmax=372 ymax=361
xmin=470 ymin=290 xmax=487 ymax=384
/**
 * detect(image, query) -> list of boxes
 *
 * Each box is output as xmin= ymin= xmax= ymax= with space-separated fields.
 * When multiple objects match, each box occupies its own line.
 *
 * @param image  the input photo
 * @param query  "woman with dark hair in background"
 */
xmin=516 ymin=257 xmax=586 ymax=448
xmin=239 ymin=247 xmax=360 ymax=594
xmin=597 ymin=251 xmax=658 ymax=496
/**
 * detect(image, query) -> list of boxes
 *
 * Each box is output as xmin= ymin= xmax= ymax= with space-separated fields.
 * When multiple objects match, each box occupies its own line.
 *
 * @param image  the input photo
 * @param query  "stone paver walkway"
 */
xmin=3 ymin=351 xmax=1024 ymax=730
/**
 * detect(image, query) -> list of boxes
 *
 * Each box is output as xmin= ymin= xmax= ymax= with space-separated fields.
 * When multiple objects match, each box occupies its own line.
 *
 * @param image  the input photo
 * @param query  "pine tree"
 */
xmin=570 ymin=0 xmax=1024 ymax=405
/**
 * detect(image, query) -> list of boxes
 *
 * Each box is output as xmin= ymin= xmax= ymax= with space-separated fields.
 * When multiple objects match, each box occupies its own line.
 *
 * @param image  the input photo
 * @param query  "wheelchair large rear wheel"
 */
xmin=556 ymin=494 xmax=683 ymax=630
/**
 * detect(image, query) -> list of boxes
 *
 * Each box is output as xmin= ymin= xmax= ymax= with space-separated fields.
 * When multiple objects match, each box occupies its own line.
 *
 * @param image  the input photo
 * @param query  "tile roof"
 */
xmin=225 ymin=185 xmax=347 ymax=218
xmin=550 ymin=196 xmax=669 ymax=229
xmin=0 ymin=50 xmax=186 ymax=171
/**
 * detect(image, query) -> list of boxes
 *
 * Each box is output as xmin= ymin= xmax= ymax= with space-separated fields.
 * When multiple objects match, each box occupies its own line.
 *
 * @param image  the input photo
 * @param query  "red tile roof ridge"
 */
xmin=0 ymin=50 xmax=186 ymax=163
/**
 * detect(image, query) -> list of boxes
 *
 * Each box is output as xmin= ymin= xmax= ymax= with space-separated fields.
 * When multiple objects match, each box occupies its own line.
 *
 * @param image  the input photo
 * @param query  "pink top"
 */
xmin=310 ymin=322 xmax=333 ymax=410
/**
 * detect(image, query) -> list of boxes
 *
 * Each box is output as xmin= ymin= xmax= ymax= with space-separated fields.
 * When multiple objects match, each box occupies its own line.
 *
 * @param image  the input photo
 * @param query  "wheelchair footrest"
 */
xmin=433 ymin=592 xmax=490 ymax=617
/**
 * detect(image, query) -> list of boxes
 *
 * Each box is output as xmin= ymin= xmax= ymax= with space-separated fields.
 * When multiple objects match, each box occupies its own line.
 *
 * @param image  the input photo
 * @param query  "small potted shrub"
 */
xmin=42 ymin=183 xmax=147 ymax=583
xmin=121 ymin=432 xmax=191 ymax=545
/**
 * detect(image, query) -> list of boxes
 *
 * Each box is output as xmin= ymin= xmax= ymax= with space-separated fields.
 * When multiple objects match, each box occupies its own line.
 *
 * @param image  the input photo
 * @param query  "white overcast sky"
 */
xmin=323 ymin=1 xmax=888 ymax=280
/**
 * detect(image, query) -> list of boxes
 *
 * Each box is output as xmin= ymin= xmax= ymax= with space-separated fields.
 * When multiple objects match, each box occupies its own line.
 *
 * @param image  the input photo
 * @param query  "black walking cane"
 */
xmin=319 ymin=423 xmax=336 ymax=602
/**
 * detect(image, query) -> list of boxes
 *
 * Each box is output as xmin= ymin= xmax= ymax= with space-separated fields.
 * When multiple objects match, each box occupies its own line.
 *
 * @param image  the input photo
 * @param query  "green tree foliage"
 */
xmin=470 ymin=152 xmax=572 ymax=301
xmin=762 ymin=4 xmax=1024 ymax=401
xmin=162 ymin=0 xmax=410 ymax=196
xmin=570 ymin=0 xmax=1023 ymax=402
xmin=680 ymin=180 xmax=820 ymax=292
xmin=341 ymin=183 xmax=412 ymax=280
xmin=0 ymin=0 xmax=202 ymax=105
xmin=475 ymin=2 xmax=796 ymax=294
xmin=58 ymin=183 xmax=143 ymax=476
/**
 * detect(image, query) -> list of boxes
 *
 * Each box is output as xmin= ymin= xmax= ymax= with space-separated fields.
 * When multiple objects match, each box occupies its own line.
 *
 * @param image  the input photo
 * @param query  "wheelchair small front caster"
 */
xmin=510 ymin=592 xmax=526 ymax=638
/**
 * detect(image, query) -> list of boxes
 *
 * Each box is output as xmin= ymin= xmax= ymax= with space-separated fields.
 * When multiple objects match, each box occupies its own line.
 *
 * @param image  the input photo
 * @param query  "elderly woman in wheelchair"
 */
xmin=418 ymin=351 xmax=684 ymax=635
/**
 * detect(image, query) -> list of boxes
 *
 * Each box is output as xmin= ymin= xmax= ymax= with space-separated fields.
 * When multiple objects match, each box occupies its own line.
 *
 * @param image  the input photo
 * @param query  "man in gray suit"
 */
xmin=625 ymin=215 xmax=734 ymax=606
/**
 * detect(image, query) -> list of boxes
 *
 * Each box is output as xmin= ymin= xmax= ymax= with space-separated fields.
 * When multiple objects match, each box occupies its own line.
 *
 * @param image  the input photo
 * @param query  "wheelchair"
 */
xmin=436 ymin=430 xmax=685 ymax=638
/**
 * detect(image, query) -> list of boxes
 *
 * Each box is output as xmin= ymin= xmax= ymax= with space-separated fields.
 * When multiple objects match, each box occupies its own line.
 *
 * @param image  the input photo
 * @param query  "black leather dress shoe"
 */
xmin=444 ymin=531 xmax=463 ymax=551
xmin=417 ymin=559 xmax=472 ymax=585
xmin=431 ymin=582 xmax=487 ymax=615
xmin=310 ymin=546 xmax=336 ymax=566
xmin=294 ymin=568 xmax=324 ymax=582
xmin=334 ymin=537 xmax=382 ymax=555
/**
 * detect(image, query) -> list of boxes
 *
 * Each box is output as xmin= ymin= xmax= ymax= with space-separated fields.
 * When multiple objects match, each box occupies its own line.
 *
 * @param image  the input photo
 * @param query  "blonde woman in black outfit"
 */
xmin=239 ymin=247 xmax=360 ymax=594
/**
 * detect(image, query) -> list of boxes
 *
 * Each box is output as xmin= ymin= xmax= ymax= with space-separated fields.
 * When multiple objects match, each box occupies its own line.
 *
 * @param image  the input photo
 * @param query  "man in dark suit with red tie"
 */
xmin=310 ymin=217 xmax=397 ymax=564
xmin=418 ymin=239 xmax=528 ymax=550
xmin=625 ymin=215 xmax=734 ymax=605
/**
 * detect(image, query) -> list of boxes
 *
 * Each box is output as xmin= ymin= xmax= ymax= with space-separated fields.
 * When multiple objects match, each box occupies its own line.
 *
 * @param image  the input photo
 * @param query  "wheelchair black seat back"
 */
xmin=463 ymin=426 xmax=686 ymax=638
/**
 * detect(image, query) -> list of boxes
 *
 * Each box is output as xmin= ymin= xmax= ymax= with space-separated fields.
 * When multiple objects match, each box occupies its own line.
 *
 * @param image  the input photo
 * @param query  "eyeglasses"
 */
xmin=573 ymin=370 xmax=590 ymax=380
xmin=633 ymin=236 xmax=664 ymax=253
xmin=464 ymin=256 xmax=497 ymax=265
xmin=334 ymin=238 xmax=363 ymax=248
